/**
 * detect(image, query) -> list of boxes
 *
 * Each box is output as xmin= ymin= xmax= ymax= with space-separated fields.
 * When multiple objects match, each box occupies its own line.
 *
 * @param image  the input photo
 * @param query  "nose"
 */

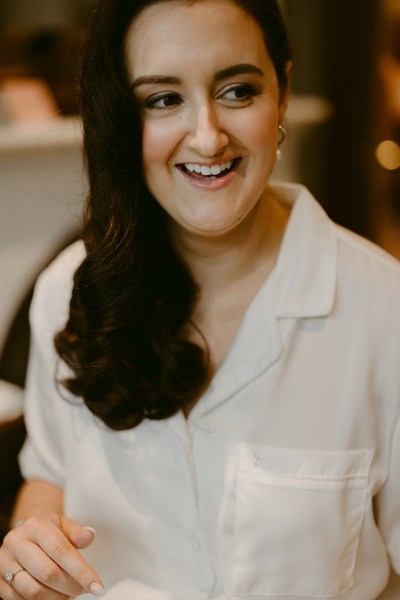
xmin=189 ymin=103 xmax=229 ymax=157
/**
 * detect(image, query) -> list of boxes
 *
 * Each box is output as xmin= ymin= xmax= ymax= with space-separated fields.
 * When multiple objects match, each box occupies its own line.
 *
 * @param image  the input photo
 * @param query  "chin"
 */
xmin=182 ymin=216 xmax=246 ymax=237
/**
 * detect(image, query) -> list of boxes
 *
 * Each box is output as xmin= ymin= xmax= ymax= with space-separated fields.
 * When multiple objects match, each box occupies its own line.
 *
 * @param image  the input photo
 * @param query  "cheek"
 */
xmin=251 ymin=116 xmax=278 ymax=151
xmin=142 ymin=120 xmax=180 ymax=170
xmin=232 ymin=105 xmax=279 ymax=152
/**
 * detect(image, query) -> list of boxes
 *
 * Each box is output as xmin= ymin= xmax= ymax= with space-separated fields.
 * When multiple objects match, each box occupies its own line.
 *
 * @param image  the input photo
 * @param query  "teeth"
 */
xmin=184 ymin=160 xmax=233 ymax=176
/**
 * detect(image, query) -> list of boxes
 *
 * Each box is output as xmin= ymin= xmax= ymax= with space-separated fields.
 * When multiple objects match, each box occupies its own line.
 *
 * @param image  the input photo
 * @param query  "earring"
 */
xmin=276 ymin=123 xmax=286 ymax=161
xmin=278 ymin=123 xmax=286 ymax=145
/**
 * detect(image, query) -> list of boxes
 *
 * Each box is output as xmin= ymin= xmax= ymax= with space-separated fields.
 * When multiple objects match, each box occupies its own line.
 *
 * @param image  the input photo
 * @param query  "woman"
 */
xmin=1 ymin=1 xmax=400 ymax=599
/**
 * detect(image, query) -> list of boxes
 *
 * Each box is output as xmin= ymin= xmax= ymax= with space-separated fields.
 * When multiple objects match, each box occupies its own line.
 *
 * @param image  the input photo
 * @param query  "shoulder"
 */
xmin=334 ymin=224 xmax=400 ymax=297
xmin=270 ymin=182 xmax=400 ymax=318
xmin=330 ymin=225 xmax=400 ymax=373
xmin=336 ymin=223 xmax=400 ymax=271
xmin=278 ymin=180 xmax=400 ymax=293
xmin=30 ymin=240 xmax=86 ymax=335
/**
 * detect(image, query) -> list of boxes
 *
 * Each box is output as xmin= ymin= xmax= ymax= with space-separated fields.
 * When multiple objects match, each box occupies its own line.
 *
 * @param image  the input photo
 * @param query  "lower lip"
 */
xmin=177 ymin=164 xmax=239 ymax=191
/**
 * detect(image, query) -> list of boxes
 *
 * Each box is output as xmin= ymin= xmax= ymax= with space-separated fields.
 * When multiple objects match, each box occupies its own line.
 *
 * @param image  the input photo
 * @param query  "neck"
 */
xmin=168 ymin=189 xmax=290 ymax=292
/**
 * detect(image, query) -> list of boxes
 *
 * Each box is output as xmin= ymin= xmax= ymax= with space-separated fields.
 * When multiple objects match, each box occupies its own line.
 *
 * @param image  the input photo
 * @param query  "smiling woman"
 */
xmin=126 ymin=1 xmax=288 ymax=236
xmin=0 ymin=1 xmax=400 ymax=600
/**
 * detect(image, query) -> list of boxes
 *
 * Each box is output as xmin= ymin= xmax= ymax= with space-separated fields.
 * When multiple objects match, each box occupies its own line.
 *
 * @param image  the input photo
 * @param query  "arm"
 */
xmin=11 ymin=479 xmax=64 ymax=523
xmin=0 ymin=247 xmax=106 ymax=599
xmin=0 ymin=479 xmax=105 ymax=599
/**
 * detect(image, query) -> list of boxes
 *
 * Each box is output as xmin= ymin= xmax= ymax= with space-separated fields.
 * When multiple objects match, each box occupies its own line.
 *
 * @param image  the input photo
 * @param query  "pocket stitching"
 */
xmin=228 ymin=446 xmax=372 ymax=598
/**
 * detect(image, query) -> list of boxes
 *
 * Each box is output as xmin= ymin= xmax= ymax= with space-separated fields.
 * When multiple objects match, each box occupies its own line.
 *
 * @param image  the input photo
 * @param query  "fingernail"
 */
xmin=89 ymin=582 xmax=105 ymax=597
xmin=84 ymin=527 xmax=97 ymax=538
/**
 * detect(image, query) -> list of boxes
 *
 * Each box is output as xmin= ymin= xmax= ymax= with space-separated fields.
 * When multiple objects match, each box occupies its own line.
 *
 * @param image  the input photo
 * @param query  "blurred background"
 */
xmin=283 ymin=0 xmax=400 ymax=256
xmin=0 ymin=0 xmax=399 ymax=532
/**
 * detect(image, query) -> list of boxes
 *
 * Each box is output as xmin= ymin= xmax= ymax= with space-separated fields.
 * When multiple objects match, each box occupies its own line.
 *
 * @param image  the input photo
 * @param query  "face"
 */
xmin=126 ymin=0 xmax=289 ymax=239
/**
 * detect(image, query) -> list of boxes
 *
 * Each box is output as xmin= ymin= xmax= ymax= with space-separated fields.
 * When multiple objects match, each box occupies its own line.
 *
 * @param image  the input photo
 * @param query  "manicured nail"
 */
xmin=84 ymin=527 xmax=97 ymax=538
xmin=89 ymin=582 xmax=105 ymax=597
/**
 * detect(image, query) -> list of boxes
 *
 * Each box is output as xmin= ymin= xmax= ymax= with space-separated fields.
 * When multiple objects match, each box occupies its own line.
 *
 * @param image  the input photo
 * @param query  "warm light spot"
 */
xmin=375 ymin=140 xmax=400 ymax=170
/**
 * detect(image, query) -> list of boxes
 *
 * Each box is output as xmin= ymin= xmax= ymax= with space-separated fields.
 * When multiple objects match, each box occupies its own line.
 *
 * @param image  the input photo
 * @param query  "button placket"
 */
xmin=254 ymin=453 xmax=262 ymax=467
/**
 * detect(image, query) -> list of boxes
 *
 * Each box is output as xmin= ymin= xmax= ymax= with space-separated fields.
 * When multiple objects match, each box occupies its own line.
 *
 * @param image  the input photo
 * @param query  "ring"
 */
xmin=4 ymin=568 xmax=25 ymax=588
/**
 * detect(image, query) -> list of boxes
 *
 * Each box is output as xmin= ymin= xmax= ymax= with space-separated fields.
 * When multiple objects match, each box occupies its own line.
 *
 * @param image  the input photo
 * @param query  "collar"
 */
xmin=188 ymin=183 xmax=338 ymax=418
xmin=269 ymin=182 xmax=337 ymax=318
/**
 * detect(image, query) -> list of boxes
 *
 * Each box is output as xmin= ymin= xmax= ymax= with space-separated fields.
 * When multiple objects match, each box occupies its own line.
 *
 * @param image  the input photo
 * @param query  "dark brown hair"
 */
xmin=55 ymin=0 xmax=292 ymax=430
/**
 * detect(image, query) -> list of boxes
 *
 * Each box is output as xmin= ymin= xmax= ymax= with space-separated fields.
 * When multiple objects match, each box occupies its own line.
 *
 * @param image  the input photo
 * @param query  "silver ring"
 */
xmin=4 ymin=568 xmax=25 ymax=588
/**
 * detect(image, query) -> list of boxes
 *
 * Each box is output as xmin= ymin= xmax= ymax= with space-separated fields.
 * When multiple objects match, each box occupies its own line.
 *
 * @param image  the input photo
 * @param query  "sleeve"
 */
xmin=376 ymin=412 xmax=400 ymax=575
xmin=18 ymin=242 xmax=84 ymax=488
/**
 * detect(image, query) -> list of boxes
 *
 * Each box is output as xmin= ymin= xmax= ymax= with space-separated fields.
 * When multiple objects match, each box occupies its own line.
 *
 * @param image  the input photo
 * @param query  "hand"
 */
xmin=0 ymin=514 xmax=105 ymax=599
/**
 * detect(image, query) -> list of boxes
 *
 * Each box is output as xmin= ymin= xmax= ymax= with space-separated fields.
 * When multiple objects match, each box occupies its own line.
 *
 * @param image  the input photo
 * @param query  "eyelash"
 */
xmin=142 ymin=83 xmax=261 ymax=111
xmin=144 ymin=92 xmax=182 ymax=110
xmin=217 ymin=83 xmax=262 ymax=104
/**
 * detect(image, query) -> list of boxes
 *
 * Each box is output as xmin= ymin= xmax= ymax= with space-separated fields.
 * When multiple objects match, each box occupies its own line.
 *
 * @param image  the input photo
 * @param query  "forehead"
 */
xmin=125 ymin=0 xmax=273 ymax=77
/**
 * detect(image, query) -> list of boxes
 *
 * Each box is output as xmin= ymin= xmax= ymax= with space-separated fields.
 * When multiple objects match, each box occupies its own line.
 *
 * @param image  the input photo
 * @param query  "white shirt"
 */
xmin=20 ymin=183 xmax=400 ymax=600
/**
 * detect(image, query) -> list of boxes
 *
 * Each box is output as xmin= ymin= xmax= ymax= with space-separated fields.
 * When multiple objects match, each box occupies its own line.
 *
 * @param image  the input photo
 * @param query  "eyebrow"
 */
xmin=131 ymin=63 xmax=264 ymax=90
xmin=215 ymin=63 xmax=264 ymax=80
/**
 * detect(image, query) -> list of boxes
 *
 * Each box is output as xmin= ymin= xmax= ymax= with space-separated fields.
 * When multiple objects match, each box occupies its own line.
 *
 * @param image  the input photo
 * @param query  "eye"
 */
xmin=217 ymin=83 xmax=261 ymax=105
xmin=144 ymin=92 xmax=183 ymax=110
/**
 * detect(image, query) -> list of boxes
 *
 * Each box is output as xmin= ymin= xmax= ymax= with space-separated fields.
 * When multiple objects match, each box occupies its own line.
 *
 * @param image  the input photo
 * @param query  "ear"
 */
xmin=278 ymin=61 xmax=292 ymax=122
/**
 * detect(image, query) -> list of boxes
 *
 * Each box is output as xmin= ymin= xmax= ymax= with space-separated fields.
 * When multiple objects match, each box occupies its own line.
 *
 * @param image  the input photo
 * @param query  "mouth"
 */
xmin=177 ymin=158 xmax=240 ymax=180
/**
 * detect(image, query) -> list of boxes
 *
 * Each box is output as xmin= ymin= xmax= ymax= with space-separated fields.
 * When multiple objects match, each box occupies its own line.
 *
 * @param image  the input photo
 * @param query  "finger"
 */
xmin=0 ymin=548 xmax=24 ymax=600
xmin=5 ymin=517 xmax=104 ymax=597
xmin=64 ymin=523 xmax=97 ymax=550
xmin=37 ymin=518 xmax=104 ymax=596
xmin=0 ymin=567 xmax=25 ymax=600
xmin=10 ymin=541 xmax=85 ymax=597
xmin=0 ymin=580 xmax=25 ymax=600
xmin=2 ymin=565 xmax=71 ymax=600
xmin=2 ymin=524 xmax=84 ymax=597
xmin=33 ymin=523 xmax=104 ymax=597
xmin=29 ymin=537 xmax=103 ymax=597
xmin=40 ymin=515 xmax=96 ymax=550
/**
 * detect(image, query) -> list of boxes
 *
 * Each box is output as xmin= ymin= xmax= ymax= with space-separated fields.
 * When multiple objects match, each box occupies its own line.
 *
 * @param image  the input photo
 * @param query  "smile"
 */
xmin=178 ymin=159 xmax=239 ymax=180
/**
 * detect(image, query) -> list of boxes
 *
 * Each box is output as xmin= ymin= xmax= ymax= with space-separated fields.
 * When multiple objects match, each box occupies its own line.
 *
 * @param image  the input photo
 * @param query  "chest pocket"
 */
xmin=222 ymin=445 xmax=373 ymax=598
